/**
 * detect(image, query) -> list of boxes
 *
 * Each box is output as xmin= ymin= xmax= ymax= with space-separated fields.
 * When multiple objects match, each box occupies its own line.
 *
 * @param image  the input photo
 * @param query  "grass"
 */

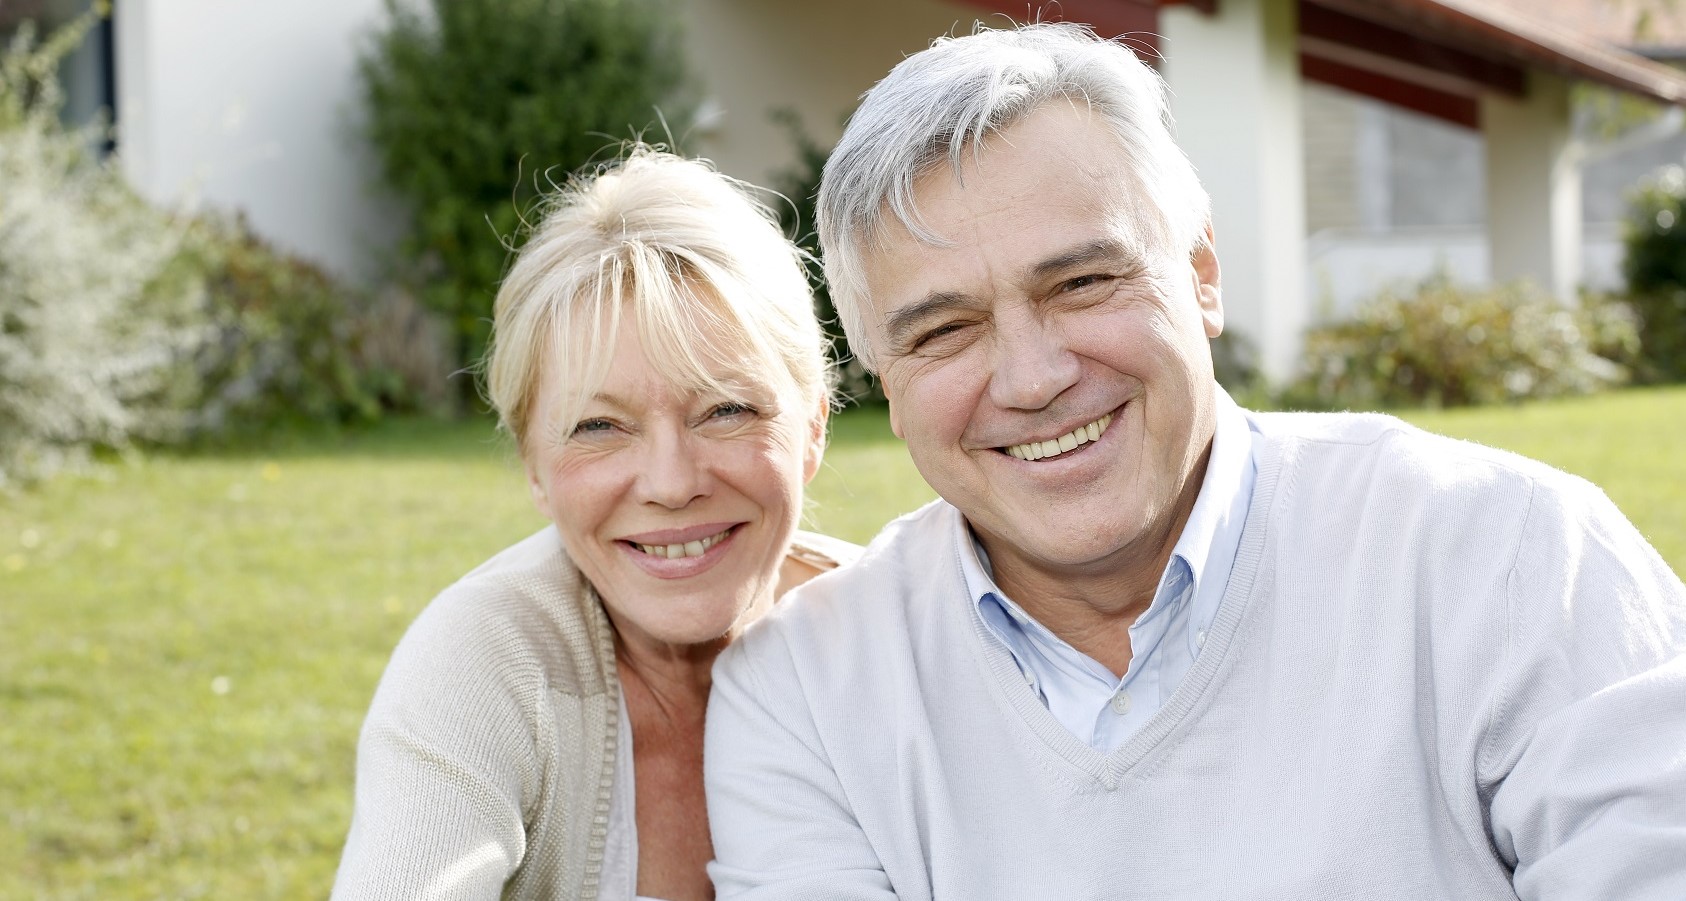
xmin=2 ymin=387 xmax=1681 ymax=898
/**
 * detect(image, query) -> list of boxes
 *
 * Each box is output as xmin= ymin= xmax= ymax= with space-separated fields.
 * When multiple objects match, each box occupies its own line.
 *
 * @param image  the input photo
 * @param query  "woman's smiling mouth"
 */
xmin=630 ymin=526 xmax=736 ymax=559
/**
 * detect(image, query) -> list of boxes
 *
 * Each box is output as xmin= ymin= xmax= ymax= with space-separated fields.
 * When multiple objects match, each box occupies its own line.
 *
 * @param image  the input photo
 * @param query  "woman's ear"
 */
xmin=803 ymin=399 xmax=830 ymax=484
xmin=526 ymin=462 xmax=551 ymax=518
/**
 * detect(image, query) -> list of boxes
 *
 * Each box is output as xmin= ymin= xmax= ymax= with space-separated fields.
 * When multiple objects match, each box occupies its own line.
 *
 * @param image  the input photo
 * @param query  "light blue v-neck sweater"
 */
xmin=705 ymin=411 xmax=1686 ymax=900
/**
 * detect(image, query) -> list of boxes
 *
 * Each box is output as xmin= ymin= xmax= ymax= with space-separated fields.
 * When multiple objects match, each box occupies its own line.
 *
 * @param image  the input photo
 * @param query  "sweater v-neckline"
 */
xmin=957 ymin=436 xmax=1287 ymax=789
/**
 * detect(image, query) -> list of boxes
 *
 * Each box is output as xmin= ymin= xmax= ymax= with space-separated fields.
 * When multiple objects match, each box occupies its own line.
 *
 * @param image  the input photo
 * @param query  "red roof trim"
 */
xmin=1306 ymin=0 xmax=1686 ymax=104
xmin=1300 ymin=3 xmax=1525 ymax=98
xmin=1301 ymin=52 xmax=1481 ymax=128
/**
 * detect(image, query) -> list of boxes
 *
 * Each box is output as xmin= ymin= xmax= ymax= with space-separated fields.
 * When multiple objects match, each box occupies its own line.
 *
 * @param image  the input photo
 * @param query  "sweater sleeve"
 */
xmin=1484 ymin=477 xmax=1686 ymax=901
xmin=705 ymin=626 xmax=898 ymax=900
xmin=331 ymin=584 xmax=543 ymax=901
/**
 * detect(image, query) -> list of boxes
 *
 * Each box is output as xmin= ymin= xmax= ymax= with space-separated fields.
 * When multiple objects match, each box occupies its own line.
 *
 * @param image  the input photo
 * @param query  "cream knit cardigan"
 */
xmin=331 ymin=526 xmax=857 ymax=900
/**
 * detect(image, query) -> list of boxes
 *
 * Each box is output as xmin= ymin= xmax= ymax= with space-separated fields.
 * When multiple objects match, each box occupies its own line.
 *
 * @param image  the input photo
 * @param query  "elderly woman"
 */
xmin=331 ymin=149 xmax=856 ymax=901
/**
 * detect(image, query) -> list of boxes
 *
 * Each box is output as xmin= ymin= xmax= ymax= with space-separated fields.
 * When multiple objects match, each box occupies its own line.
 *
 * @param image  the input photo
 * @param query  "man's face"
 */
xmin=863 ymin=102 xmax=1224 ymax=591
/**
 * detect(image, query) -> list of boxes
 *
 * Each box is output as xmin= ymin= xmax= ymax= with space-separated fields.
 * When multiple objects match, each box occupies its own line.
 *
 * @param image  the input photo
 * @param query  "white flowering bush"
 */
xmin=0 ymin=16 xmax=206 ymax=486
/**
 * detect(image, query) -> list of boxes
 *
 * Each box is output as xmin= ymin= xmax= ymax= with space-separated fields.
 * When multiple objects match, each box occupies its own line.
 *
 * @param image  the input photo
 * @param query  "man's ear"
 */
xmin=803 ymin=399 xmax=830 ymax=484
xmin=1193 ymin=222 xmax=1224 ymax=339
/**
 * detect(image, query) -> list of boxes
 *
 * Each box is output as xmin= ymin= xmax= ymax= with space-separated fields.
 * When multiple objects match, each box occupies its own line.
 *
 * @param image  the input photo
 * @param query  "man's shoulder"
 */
xmin=722 ymin=499 xmax=963 ymax=683
xmin=1250 ymin=408 xmax=1579 ymax=501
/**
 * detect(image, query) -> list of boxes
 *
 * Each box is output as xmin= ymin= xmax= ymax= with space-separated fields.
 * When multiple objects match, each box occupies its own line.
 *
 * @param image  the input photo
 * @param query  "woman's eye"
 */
xmin=709 ymin=401 xmax=756 ymax=420
xmin=571 ymin=418 xmax=614 ymax=436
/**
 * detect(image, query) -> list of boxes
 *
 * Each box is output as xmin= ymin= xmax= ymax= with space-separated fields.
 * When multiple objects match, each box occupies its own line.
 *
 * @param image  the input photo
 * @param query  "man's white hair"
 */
xmin=817 ymin=22 xmax=1211 ymax=372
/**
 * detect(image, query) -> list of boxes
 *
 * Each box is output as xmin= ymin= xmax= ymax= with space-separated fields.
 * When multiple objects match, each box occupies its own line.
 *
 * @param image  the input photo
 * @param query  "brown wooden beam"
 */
xmin=1300 ymin=0 xmax=1526 ymax=98
xmin=1300 ymin=51 xmax=1480 ymax=129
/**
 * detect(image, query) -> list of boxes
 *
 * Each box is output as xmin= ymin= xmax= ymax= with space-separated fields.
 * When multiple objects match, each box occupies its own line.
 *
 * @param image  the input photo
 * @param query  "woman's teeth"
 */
xmin=633 ymin=528 xmax=731 ymax=559
xmin=1004 ymin=412 xmax=1114 ymax=461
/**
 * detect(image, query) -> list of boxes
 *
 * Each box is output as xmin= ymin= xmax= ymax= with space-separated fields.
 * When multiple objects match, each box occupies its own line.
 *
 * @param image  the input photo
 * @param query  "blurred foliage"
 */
xmin=1 ymin=12 xmax=452 ymax=487
xmin=767 ymin=108 xmax=883 ymax=405
xmin=1285 ymin=274 xmax=1638 ymax=410
xmin=1573 ymin=82 xmax=1669 ymax=143
xmin=0 ymin=11 xmax=203 ymax=487
xmin=179 ymin=217 xmax=454 ymax=437
xmin=1210 ymin=328 xmax=1270 ymax=409
xmin=1621 ymin=165 xmax=1686 ymax=382
xmin=358 ymin=0 xmax=694 ymax=396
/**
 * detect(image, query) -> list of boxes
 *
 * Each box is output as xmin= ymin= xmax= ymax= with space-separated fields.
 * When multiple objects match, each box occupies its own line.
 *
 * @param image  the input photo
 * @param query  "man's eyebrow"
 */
xmin=882 ymin=292 xmax=977 ymax=351
xmin=1026 ymin=238 xmax=1140 ymax=283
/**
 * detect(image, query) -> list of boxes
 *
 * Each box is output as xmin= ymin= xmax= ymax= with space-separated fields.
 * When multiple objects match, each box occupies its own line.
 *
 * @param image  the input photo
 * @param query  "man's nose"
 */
xmin=987 ymin=314 xmax=1080 ymax=411
xmin=637 ymin=428 xmax=709 ymax=509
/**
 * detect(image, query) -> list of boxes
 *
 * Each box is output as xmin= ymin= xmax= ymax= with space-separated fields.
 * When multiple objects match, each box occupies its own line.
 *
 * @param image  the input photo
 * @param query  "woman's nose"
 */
xmin=636 ymin=428 xmax=709 ymax=509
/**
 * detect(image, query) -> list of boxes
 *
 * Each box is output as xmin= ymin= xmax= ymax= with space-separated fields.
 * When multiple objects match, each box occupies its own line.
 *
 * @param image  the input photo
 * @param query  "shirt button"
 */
xmin=1196 ymin=630 xmax=1207 ymax=649
xmin=1110 ymin=690 xmax=1132 ymax=715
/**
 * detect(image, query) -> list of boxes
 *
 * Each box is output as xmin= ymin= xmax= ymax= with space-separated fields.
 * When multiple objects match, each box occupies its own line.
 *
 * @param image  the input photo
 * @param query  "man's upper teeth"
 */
xmin=635 ymin=528 xmax=730 ymax=559
xmin=1005 ymin=413 xmax=1113 ymax=461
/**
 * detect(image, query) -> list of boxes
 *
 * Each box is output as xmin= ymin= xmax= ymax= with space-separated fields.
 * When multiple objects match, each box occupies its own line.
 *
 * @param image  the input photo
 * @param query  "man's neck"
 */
xmin=981 ymin=445 xmax=1210 ymax=678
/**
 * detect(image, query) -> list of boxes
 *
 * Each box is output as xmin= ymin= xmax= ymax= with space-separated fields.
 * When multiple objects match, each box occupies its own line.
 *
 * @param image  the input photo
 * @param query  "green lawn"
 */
xmin=2 ymin=387 xmax=1682 ymax=898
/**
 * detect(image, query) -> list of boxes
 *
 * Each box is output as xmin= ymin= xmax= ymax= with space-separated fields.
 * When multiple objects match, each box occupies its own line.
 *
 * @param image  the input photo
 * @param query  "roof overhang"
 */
xmin=955 ymin=0 xmax=1686 ymax=129
xmin=1308 ymin=0 xmax=1686 ymax=106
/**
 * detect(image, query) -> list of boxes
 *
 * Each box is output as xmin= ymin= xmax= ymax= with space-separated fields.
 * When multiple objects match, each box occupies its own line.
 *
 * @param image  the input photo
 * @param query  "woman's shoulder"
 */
xmin=786 ymin=529 xmax=864 ymax=571
xmin=383 ymin=527 xmax=615 ymax=705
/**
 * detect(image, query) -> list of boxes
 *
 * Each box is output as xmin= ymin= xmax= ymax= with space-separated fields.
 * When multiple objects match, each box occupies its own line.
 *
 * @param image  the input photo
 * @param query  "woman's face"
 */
xmin=524 ymin=322 xmax=823 ymax=654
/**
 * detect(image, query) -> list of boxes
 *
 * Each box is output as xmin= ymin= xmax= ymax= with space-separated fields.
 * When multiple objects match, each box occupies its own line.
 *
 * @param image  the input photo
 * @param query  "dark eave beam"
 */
xmin=1300 ymin=51 xmax=1480 ymax=129
xmin=1299 ymin=1 xmax=1526 ymax=98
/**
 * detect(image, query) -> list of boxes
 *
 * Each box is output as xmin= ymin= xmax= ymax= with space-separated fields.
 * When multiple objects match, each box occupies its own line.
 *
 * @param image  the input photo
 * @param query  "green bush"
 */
xmin=0 ymin=14 xmax=204 ymax=486
xmin=1621 ymin=165 xmax=1686 ymax=382
xmin=181 ymin=217 xmax=453 ymax=435
xmin=1286 ymin=274 xmax=1637 ymax=410
xmin=359 ymin=0 xmax=693 ymax=392
xmin=767 ymin=109 xmax=882 ymax=405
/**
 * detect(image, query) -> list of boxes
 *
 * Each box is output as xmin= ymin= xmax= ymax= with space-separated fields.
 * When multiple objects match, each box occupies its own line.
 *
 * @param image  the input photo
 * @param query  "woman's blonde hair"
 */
xmin=485 ymin=147 xmax=831 ymax=454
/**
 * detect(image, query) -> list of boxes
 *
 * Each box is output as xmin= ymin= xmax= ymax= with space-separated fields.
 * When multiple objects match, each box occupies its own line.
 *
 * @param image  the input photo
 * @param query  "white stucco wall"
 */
xmin=1306 ymin=223 xmax=1625 ymax=318
xmin=114 ymin=0 xmax=403 ymax=283
xmin=1482 ymin=72 xmax=1582 ymax=302
xmin=1162 ymin=0 xmax=1308 ymax=382
xmin=679 ymin=0 xmax=979 ymax=191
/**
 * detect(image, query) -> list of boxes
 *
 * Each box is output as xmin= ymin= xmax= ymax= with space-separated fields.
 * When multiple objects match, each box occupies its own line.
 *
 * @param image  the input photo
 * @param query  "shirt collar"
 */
xmin=960 ymin=384 xmax=1254 ymax=620
xmin=1170 ymin=386 xmax=1253 ymax=599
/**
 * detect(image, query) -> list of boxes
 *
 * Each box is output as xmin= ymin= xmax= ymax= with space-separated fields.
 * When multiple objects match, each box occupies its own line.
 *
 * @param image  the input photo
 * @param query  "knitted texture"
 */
xmin=334 ymin=527 xmax=856 ymax=900
xmin=707 ymin=412 xmax=1686 ymax=900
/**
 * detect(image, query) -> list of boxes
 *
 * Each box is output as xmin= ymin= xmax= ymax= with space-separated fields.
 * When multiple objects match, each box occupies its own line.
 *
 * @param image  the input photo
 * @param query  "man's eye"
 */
xmin=914 ymin=322 xmax=965 ymax=348
xmin=1063 ymin=274 xmax=1108 ymax=292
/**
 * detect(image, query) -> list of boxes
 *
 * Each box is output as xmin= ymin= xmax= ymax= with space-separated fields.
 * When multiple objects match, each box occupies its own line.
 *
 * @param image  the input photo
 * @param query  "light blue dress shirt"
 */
xmin=964 ymin=387 xmax=1259 ymax=752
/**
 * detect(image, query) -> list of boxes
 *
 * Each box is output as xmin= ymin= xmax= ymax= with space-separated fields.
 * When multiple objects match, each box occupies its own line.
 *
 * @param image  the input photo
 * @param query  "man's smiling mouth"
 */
xmin=1001 ymin=412 xmax=1115 ymax=461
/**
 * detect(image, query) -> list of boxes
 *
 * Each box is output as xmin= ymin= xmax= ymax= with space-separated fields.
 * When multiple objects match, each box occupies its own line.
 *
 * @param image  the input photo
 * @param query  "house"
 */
xmin=11 ymin=0 xmax=1686 ymax=381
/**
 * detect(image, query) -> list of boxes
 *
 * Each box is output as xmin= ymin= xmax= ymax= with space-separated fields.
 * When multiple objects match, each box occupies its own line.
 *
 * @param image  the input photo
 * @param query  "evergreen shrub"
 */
xmin=359 ymin=0 xmax=693 ymax=388
xmin=182 ymin=217 xmax=452 ymax=434
xmin=1286 ymin=274 xmax=1638 ymax=410
xmin=1621 ymin=165 xmax=1686 ymax=382
xmin=767 ymin=109 xmax=882 ymax=405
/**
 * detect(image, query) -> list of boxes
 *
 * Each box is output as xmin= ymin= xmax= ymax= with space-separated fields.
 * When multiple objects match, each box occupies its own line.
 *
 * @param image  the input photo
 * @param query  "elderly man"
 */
xmin=704 ymin=22 xmax=1686 ymax=900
